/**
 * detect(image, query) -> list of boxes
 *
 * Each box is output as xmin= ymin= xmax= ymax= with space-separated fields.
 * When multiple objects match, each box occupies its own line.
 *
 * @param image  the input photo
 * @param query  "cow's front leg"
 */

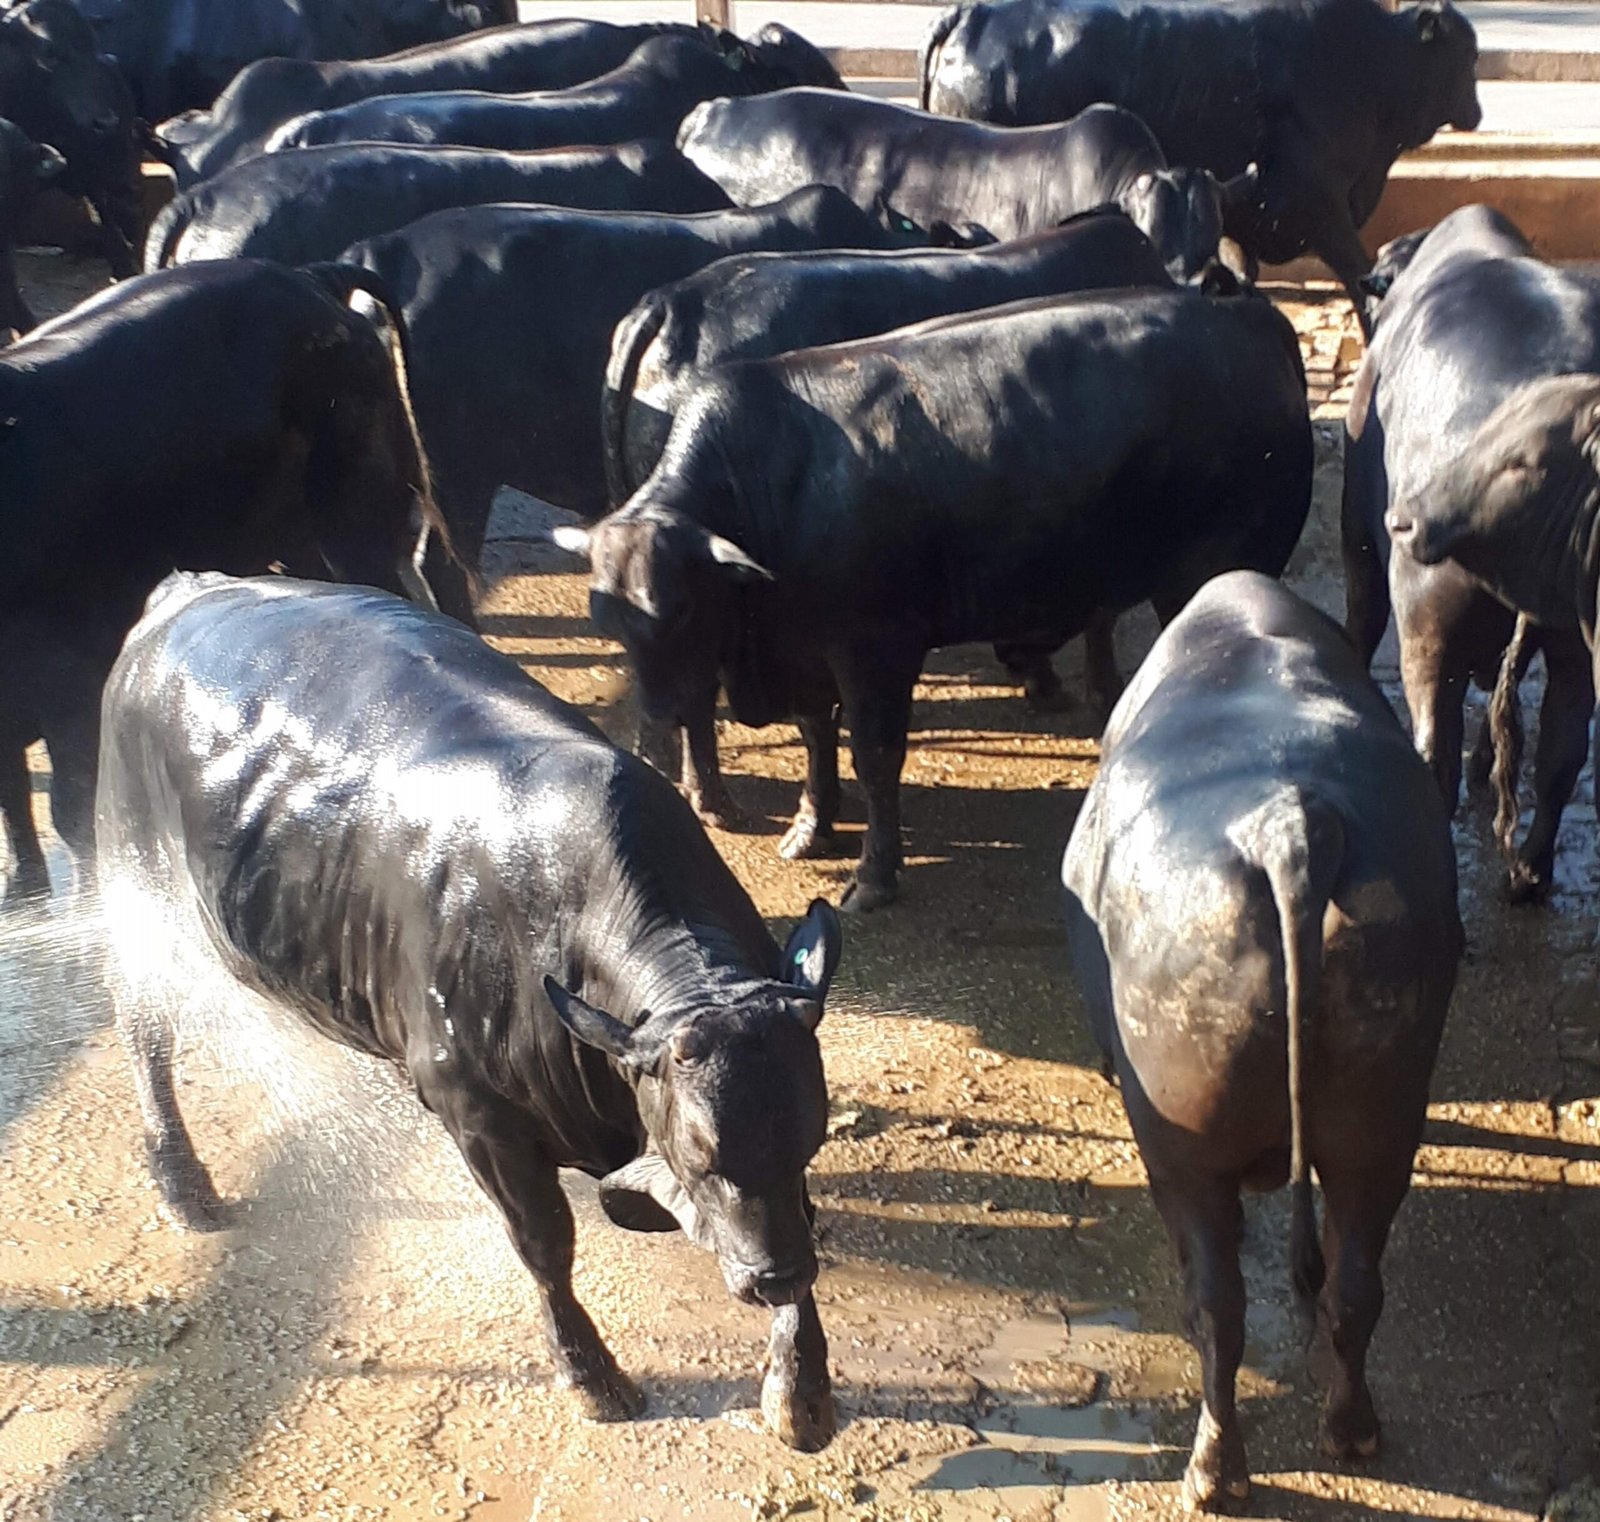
xmin=680 ymin=686 xmax=739 ymax=829
xmin=780 ymin=707 xmax=840 ymax=860
xmin=86 ymin=188 xmax=141 ymax=279
xmin=1149 ymin=1172 xmax=1249 ymax=1512
xmin=0 ymin=744 xmax=50 ymax=904
xmin=760 ymin=1292 xmax=835 ymax=1451
xmin=439 ymin=1091 xmax=643 ymax=1421
xmin=1308 ymin=198 xmax=1377 ymax=340
xmin=836 ymin=645 xmax=919 ymax=912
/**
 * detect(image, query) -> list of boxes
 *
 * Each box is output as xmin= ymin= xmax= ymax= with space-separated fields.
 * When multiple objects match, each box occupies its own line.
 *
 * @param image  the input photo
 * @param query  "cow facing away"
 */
xmin=0 ymin=0 xmax=143 ymax=275
xmin=1345 ymin=205 xmax=1600 ymax=901
xmin=343 ymin=187 xmax=959 ymax=562
xmin=0 ymin=260 xmax=468 ymax=901
xmin=99 ymin=573 xmax=844 ymax=1451
xmin=144 ymin=140 xmax=731 ymax=270
xmin=921 ymin=0 xmax=1481 ymax=330
xmin=267 ymin=27 xmax=844 ymax=154
xmin=68 ymin=0 xmax=510 ymax=121
xmin=553 ymin=284 xmax=1312 ymax=911
xmin=153 ymin=16 xmax=707 ymax=187
xmin=1062 ymin=571 xmax=1461 ymax=1511
xmin=678 ymin=91 xmax=1249 ymax=281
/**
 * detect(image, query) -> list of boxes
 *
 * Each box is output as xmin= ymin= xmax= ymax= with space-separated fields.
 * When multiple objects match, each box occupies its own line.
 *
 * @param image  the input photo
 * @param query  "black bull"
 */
xmin=1345 ymin=204 xmax=1600 ymax=902
xmin=1062 ymin=570 xmax=1461 ymax=1511
xmin=556 ymin=284 xmax=1313 ymax=912
xmin=98 ymin=573 xmax=845 ymax=1451
xmin=0 ymin=259 xmax=471 ymax=901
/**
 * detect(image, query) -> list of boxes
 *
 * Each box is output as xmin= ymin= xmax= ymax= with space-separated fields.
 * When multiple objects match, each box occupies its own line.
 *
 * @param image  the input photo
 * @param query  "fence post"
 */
xmin=696 ymin=0 xmax=733 ymax=29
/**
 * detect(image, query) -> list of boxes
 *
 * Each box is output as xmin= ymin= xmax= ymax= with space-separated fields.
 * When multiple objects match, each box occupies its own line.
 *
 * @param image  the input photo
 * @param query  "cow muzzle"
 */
xmin=723 ymin=1253 xmax=818 ymax=1308
xmin=1384 ymin=507 xmax=1449 ymax=565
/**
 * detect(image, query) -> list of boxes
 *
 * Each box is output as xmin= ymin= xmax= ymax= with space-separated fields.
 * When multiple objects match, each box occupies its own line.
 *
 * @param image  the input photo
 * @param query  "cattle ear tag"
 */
xmin=599 ymin=1153 xmax=715 ymax=1250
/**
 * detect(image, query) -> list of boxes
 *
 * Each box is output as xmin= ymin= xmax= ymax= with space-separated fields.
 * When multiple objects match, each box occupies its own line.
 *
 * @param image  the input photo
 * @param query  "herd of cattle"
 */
xmin=2 ymin=0 xmax=1595 ymax=1511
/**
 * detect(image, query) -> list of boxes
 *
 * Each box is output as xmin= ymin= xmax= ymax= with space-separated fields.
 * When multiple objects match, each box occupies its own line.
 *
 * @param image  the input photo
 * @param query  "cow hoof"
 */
xmin=761 ymin=1376 xmax=836 ymax=1452
xmin=839 ymin=877 xmax=896 ymax=914
xmin=568 ymin=1366 xmax=646 ymax=1423
xmin=1182 ymin=1462 xmax=1249 ymax=1513
xmin=149 ymin=1150 xmax=227 ymax=1232
xmin=778 ymin=817 xmax=833 ymax=860
xmin=1321 ymin=1411 xmax=1381 ymax=1460
xmin=1023 ymin=676 xmax=1072 ymax=714
xmin=689 ymin=792 xmax=743 ymax=832
xmin=1504 ymin=862 xmax=1551 ymax=906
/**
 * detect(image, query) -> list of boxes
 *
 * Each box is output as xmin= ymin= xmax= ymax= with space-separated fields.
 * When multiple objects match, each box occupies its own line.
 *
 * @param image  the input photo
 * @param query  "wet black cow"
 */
xmin=1062 ymin=570 xmax=1460 ymax=1511
xmin=551 ymin=284 xmax=1312 ymax=910
xmin=269 ymin=27 xmax=843 ymax=154
xmin=153 ymin=18 xmax=823 ymax=188
xmin=601 ymin=210 xmax=1171 ymax=723
xmin=920 ymin=0 xmax=1481 ymax=330
xmin=99 ymin=572 xmax=844 ymax=1451
xmin=69 ymin=0 xmax=512 ymax=121
xmin=678 ymin=92 xmax=1248 ymax=281
xmin=1345 ymin=205 xmax=1600 ymax=901
xmin=145 ymin=139 xmax=729 ymax=269
xmin=0 ymin=0 xmax=142 ymax=275
xmin=0 ymin=260 xmax=468 ymax=902
xmin=343 ymin=187 xmax=954 ymax=563
xmin=0 ymin=117 xmax=66 ymax=332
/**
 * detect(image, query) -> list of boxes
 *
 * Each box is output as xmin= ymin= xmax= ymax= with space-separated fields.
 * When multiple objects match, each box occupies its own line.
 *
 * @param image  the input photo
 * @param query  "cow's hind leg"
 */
xmin=1149 ymin=1171 xmax=1250 ymax=1512
xmin=119 ymin=1008 xmax=226 ymax=1230
xmin=992 ymin=639 xmax=1069 ymax=712
xmin=836 ymin=644 xmax=921 ymax=913
xmin=780 ymin=706 xmax=841 ymax=860
xmin=436 ymin=1087 xmax=643 ymax=1421
xmin=1506 ymin=629 xmax=1592 ymax=903
xmin=1314 ymin=1154 xmax=1414 ymax=1460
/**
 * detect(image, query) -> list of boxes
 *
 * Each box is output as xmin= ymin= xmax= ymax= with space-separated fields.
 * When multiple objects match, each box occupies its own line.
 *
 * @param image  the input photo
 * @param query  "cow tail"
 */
xmin=918 ymin=6 xmax=963 ymax=111
xmin=1227 ymin=787 xmax=1344 ymax=1344
xmin=298 ymin=261 xmax=478 ymax=604
xmin=143 ymin=195 xmax=185 ymax=271
xmin=1489 ymin=612 xmax=1538 ymax=868
xmin=602 ymin=291 xmax=668 ymax=507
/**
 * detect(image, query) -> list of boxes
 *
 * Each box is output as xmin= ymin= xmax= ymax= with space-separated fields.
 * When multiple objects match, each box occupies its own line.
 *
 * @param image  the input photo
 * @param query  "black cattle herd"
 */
xmin=0 ymin=0 xmax=1592 ymax=1510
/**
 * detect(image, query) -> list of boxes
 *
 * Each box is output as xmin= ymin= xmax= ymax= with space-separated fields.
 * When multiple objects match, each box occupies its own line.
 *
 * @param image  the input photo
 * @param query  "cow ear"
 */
xmin=1416 ymin=3 xmax=1447 ymax=43
xmin=544 ymin=976 xmax=649 ymax=1067
xmin=700 ymin=530 xmax=773 ymax=583
xmin=781 ymin=898 xmax=842 ymax=1002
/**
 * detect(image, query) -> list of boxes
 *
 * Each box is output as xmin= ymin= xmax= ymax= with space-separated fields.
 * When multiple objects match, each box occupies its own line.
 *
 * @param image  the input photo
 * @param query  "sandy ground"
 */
xmin=0 ymin=255 xmax=1597 ymax=1522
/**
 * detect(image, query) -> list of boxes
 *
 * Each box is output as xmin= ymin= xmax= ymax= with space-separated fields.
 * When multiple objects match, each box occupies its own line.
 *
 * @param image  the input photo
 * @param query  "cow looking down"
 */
xmin=99 ymin=573 xmax=845 ymax=1452
xmin=551 ymin=283 xmax=1312 ymax=911
xmin=677 ymin=92 xmax=1249 ymax=281
xmin=1062 ymin=570 xmax=1461 ymax=1510
xmin=920 ymin=0 xmax=1481 ymax=331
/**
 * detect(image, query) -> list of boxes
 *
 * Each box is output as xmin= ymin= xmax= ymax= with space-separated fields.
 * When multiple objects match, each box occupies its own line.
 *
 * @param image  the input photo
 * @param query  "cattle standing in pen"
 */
xmin=601 ymin=209 xmax=1170 ymax=730
xmin=99 ymin=573 xmax=844 ymax=1452
xmin=549 ymin=283 xmax=1312 ymax=911
xmin=678 ymin=92 xmax=1250 ymax=282
xmin=152 ymin=15 xmax=747 ymax=187
xmin=920 ymin=0 xmax=1481 ymax=330
xmin=0 ymin=0 xmax=143 ymax=275
xmin=343 ymin=187 xmax=964 ymax=562
xmin=0 ymin=259 xmax=467 ymax=901
xmin=145 ymin=139 xmax=730 ymax=270
xmin=69 ymin=0 xmax=511 ymax=121
xmin=268 ymin=27 xmax=843 ymax=155
xmin=1345 ymin=205 xmax=1600 ymax=901
xmin=1062 ymin=570 xmax=1461 ymax=1511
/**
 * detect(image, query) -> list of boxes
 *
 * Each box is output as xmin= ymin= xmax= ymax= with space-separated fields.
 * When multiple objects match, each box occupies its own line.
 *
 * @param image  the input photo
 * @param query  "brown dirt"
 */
xmin=0 ymin=266 xmax=1596 ymax=1522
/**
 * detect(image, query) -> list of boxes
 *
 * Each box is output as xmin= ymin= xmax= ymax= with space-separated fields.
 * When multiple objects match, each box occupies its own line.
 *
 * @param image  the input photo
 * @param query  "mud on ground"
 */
xmin=0 ymin=262 xmax=1596 ymax=1522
